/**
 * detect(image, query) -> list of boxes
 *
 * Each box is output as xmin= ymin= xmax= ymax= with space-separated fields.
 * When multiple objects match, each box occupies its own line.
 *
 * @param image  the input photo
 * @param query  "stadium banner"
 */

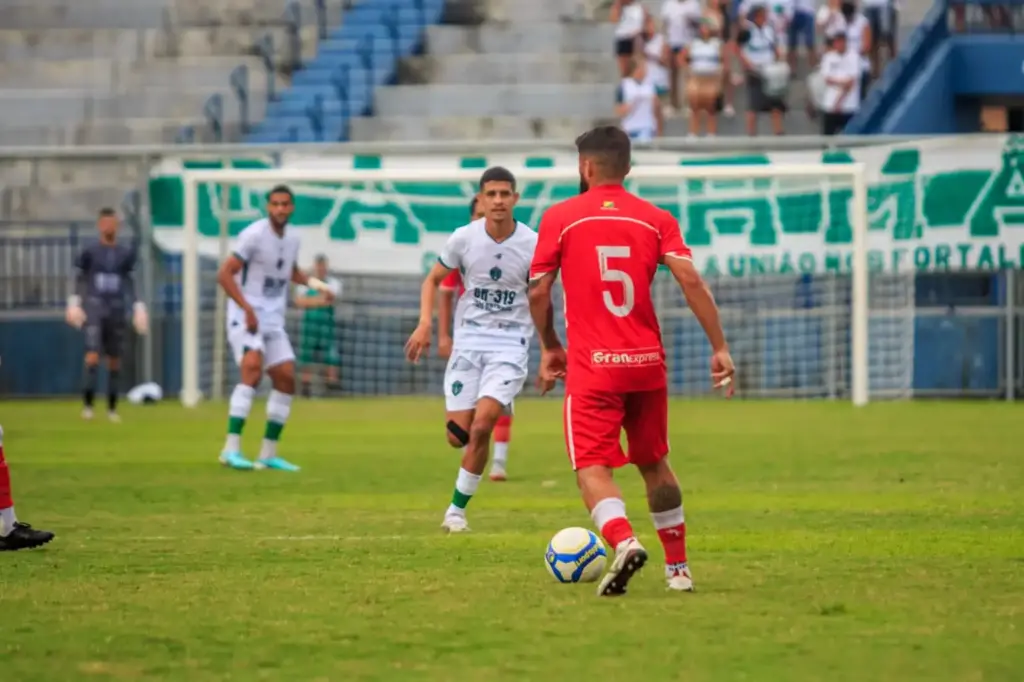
xmin=149 ymin=135 xmax=1024 ymax=277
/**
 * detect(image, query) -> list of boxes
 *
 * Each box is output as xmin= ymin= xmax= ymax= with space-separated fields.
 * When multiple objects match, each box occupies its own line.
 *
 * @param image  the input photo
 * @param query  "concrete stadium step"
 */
xmin=476 ymin=0 xmax=593 ymax=23
xmin=349 ymin=114 xmax=617 ymax=142
xmin=2 ymin=0 xmax=169 ymax=30
xmin=0 ymin=87 xmax=270 ymax=125
xmin=167 ymin=0 xmax=343 ymax=27
xmin=0 ymin=56 xmax=276 ymax=92
xmin=374 ymin=83 xmax=616 ymax=118
xmin=400 ymin=52 xmax=619 ymax=86
xmin=0 ymin=186 xmax=128 ymax=221
xmin=0 ymin=118 xmax=246 ymax=148
xmin=425 ymin=23 xmax=613 ymax=56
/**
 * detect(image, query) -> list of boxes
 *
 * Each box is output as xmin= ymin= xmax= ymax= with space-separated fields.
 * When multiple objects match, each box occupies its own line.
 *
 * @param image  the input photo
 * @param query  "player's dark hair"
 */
xmin=267 ymin=185 xmax=294 ymax=201
xmin=478 ymin=166 xmax=516 ymax=191
xmin=97 ymin=207 xmax=117 ymax=218
xmin=575 ymin=126 xmax=632 ymax=181
xmin=469 ymin=196 xmax=479 ymax=217
xmin=314 ymin=253 xmax=328 ymax=264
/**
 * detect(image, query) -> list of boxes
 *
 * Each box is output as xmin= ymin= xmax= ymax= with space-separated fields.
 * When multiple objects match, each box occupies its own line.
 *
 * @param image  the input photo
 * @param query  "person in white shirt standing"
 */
xmin=611 ymin=0 xmax=649 ymax=78
xmin=405 ymin=167 xmax=538 ymax=534
xmin=681 ymin=17 xmax=726 ymax=136
xmin=818 ymin=28 xmax=861 ymax=135
xmin=217 ymin=186 xmax=334 ymax=472
xmin=738 ymin=3 xmax=786 ymax=136
xmin=660 ymin=0 xmax=702 ymax=114
xmin=616 ymin=58 xmax=663 ymax=142
xmin=642 ymin=17 xmax=673 ymax=117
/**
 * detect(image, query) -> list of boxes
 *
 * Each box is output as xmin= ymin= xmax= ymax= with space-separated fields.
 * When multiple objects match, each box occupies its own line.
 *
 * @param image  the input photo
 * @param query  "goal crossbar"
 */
xmin=179 ymin=163 xmax=869 ymax=407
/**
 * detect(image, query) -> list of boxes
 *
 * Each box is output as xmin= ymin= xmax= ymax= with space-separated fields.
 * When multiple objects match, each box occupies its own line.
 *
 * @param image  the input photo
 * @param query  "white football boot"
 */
xmin=441 ymin=514 xmax=470 ymax=534
xmin=666 ymin=563 xmax=695 ymax=592
xmin=596 ymin=537 xmax=648 ymax=596
xmin=108 ymin=412 xmax=122 ymax=424
xmin=81 ymin=407 xmax=94 ymax=420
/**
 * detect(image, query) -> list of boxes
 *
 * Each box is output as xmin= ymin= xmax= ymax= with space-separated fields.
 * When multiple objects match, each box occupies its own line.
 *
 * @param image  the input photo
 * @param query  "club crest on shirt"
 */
xmin=451 ymin=380 xmax=463 ymax=396
xmin=601 ymin=200 xmax=617 ymax=210
xmin=489 ymin=266 xmax=502 ymax=281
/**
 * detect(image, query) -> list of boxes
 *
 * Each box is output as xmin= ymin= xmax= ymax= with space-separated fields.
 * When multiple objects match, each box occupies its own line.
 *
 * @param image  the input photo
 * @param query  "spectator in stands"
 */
xmin=738 ymin=3 xmax=787 ymax=136
xmin=661 ymin=0 xmax=703 ymax=116
xmin=787 ymin=0 xmax=818 ymax=71
xmin=616 ymin=58 xmax=663 ymax=142
xmin=680 ymin=17 xmax=726 ymax=136
xmin=704 ymin=0 xmax=738 ymax=117
xmin=862 ymin=0 xmax=895 ymax=77
xmin=817 ymin=0 xmax=871 ymax=96
xmin=611 ymin=0 xmax=649 ymax=78
xmin=818 ymin=28 xmax=861 ymax=134
xmin=643 ymin=17 xmax=673 ymax=118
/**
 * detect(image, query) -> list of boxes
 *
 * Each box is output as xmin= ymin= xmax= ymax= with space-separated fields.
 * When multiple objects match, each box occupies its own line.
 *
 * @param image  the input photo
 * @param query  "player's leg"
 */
xmin=624 ymin=387 xmax=692 ymax=592
xmin=565 ymin=391 xmax=648 ymax=597
xmin=103 ymin=317 xmax=126 ymax=422
xmin=440 ymin=351 xmax=482 ymax=532
xmin=221 ymin=329 xmax=264 ymax=470
xmin=256 ymin=332 xmax=299 ymax=472
xmin=325 ymin=332 xmax=341 ymax=391
xmin=0 ymin=425 xmax=55 ymax=551
xmin=489 ymin=414 xmax=512 ymax=481
xmin=81 ymin=320 xmax=103 ymax=419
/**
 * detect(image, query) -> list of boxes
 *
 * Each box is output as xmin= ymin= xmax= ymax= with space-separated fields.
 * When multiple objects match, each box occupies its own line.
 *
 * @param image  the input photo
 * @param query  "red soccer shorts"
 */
xmin=563 ymin=387 xmax=669 ymax=471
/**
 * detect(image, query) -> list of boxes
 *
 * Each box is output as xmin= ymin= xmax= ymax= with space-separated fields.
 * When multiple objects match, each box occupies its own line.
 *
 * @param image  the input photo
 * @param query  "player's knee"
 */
xmin=468 ymin=416 xmax=496 ymax=445
xmin=268 ymin=364 xmax=296 ymax=393
xmin=106 ymin=357 xmax=120 ymax=371
xmin=446 ymin=420 xmax=469 ymax=448
xmin=84 ymin=352 xmax=100 ymax=367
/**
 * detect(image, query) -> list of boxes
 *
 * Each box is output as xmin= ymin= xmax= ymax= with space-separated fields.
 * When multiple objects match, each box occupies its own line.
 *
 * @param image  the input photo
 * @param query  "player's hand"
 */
xmin=538 ymin=346 xmax=567 ymax=395
xmin=711 ymin=348 xmax=735 ymax=398
xmin=437 ymin=334 xmax=453 ymax=361
xmin=132 ymin=302 xmax=149 ymax=336
xmin=244 ymin=307 xmax=259 ymax=333
xmin=404 ymin=323 xmax=431 ymax=364
xmin=65 ymin=304 xmax=86 ymax=329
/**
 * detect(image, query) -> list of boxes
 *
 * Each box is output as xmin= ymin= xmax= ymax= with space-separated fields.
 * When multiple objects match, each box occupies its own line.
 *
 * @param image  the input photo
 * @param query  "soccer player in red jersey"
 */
xmin=437 ymin=196 xmax=514 ymax=482
xmin=0 ymin=424 xmax=55 ymax=551
xmin=528 ymin=126 xmax=734 ymax=596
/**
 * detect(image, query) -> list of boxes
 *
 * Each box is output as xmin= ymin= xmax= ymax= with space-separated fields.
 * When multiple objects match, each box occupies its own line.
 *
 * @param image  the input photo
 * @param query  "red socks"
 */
xmin=0 ymin=439 xmax=13 ymax=510
xmin=652 ymin=507 xmax=687 ymax=565
xmin=494 ymin=415 xmax=511 ymax=443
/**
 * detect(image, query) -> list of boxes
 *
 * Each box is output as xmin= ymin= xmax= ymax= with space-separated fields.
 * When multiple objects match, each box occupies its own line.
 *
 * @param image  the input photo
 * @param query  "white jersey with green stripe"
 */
xmin=438 ymin=218 xmax=538 ymax=352
xmin=227 ymin=218 xmax=301 ymax=333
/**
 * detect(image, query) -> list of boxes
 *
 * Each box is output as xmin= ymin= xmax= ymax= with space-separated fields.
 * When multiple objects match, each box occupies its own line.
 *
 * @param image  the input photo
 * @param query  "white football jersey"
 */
xmin=227 ymin=218 xmax=301 ymax=332
xmin=438 ymin=218 xmax=537 ymax=352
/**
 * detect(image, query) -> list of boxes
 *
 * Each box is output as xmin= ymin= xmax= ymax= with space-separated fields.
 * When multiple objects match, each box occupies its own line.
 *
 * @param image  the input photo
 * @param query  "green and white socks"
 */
xmin=446 ymin=467 xmax=482 ymax=518
xmin=223 ymin=385 xmax=292 ymax=462
xmin=259 ymin=390 xmax=292 ymax=461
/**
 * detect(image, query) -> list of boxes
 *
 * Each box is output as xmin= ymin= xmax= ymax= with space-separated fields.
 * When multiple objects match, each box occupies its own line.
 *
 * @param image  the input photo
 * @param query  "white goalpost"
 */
xmin=179 ymin=162 xmax=897 ymax=409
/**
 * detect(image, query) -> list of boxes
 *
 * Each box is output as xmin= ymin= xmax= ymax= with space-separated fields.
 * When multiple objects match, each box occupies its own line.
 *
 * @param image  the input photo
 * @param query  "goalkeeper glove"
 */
xmin=65 ymin=296 xmax=86 ymax=329
xmin=132 ymin=302 xmax=149 ymax=335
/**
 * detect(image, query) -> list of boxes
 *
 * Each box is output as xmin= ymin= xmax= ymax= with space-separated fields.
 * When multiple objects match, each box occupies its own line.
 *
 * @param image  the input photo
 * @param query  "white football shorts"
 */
xmin=228 ymin=326 xmax=296 ymax=369
xmin=443 ymin=348 xmax=528 ymax=413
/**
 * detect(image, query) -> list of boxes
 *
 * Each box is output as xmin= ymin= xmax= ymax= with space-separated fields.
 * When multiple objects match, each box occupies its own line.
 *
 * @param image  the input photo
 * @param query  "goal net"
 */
xmin=178 ymin=163 xmax=913 ymax=407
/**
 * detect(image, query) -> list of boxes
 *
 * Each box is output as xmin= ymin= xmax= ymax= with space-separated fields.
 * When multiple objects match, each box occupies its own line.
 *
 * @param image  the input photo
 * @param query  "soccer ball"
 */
xmin=544 ymin=527 xmax=607 ymax=583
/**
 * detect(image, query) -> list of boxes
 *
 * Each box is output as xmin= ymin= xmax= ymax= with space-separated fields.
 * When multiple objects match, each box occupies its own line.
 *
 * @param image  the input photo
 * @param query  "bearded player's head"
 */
xmin=266 ymin=185 xmax=295 ymax=230
xmin=97 ymin=207 xmax=119 ymax=244
xmin=478 ymin=166 xmax=518 ymax=224
xmin=576 ymin=126 xmax=632 ymax=194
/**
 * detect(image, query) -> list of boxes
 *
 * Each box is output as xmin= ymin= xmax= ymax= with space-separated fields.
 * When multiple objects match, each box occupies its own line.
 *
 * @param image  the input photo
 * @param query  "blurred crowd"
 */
xmin=609 ymin=0 xmax=900 ymax=138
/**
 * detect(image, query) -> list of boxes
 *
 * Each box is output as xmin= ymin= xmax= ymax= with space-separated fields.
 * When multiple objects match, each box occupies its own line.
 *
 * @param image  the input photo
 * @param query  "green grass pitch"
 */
xmin=1 ymin=398 xmax=1022 ymax=681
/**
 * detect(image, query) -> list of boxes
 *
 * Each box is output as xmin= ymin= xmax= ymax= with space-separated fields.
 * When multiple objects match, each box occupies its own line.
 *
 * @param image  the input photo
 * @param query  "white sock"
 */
xmin=259 ymin=390 xmax=293 ymax=460
xmin=492 ymin=442 xmax=508 ymax=470
xmin=446 ymin=467 xmax=482 ymax=517
xmin=224 ymin=384 xmax=255 ymax=452
xmin=0 ymin=506 xmax=17 ymax=536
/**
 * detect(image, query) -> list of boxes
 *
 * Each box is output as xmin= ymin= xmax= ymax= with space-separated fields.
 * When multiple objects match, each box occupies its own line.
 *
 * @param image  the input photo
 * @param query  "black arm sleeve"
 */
xmin=122 ymin=244 xmax=140 ymax=307
xmin=74 ymin=249 xmax=90 ymax=300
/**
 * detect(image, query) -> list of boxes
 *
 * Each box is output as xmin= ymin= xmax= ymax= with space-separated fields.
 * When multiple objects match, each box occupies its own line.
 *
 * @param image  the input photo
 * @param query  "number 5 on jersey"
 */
xmin=598 ymin=246 xmax=635 ymax=317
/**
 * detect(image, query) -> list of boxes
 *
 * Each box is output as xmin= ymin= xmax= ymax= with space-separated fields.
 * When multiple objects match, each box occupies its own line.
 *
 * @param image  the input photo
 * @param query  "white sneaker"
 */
xmin=489 ymin=466 xmax=507 ymax=482
xmin=108 ymin=412 xmax=121 ymax=424
xmin=441 ymin=514 xmax=470 ymax=534
xmin=667 ymin=563 xmax=695 ymax=592
xmin=596 ymin=537 xmax=648 ymax=597
xmin=81 ymin=407 xmax=94 ymax=420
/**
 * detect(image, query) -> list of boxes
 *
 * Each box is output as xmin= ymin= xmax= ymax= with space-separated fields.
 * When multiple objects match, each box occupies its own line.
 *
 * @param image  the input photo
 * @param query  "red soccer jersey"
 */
xmin=530 ymin=184 xmax=692 ymax=393
xmin=439 ymin=269 xmax=465 ymax=296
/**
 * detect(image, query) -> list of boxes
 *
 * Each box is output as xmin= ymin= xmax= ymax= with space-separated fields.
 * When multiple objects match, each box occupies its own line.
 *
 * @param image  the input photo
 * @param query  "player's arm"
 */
xmin=122 ymin=246 xmax=149 ymax=335
xmin=291 ymin=264 xmax=334 ymax=303
xmin=528 ymin=212 xmax=563 ymax=352
xmin=437 ymin=271 xmax=460 ymax=346
xmin=404 ymin=260 xmax=453 ymax=363
xmin=65 ymin=248 xmax=89 ymax=328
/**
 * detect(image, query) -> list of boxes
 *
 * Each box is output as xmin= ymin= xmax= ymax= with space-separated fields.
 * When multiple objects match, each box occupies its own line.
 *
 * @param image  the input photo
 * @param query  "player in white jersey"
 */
xmin=405 ymin=167 xmax=538 ymax=533
xmin=216 ymin=186 xmax=335 ymax=472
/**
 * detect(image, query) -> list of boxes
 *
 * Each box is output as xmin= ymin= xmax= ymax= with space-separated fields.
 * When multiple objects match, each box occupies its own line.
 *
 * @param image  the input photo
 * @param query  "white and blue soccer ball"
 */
xmin=544 ymin=527 xmax=607 ymax=583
